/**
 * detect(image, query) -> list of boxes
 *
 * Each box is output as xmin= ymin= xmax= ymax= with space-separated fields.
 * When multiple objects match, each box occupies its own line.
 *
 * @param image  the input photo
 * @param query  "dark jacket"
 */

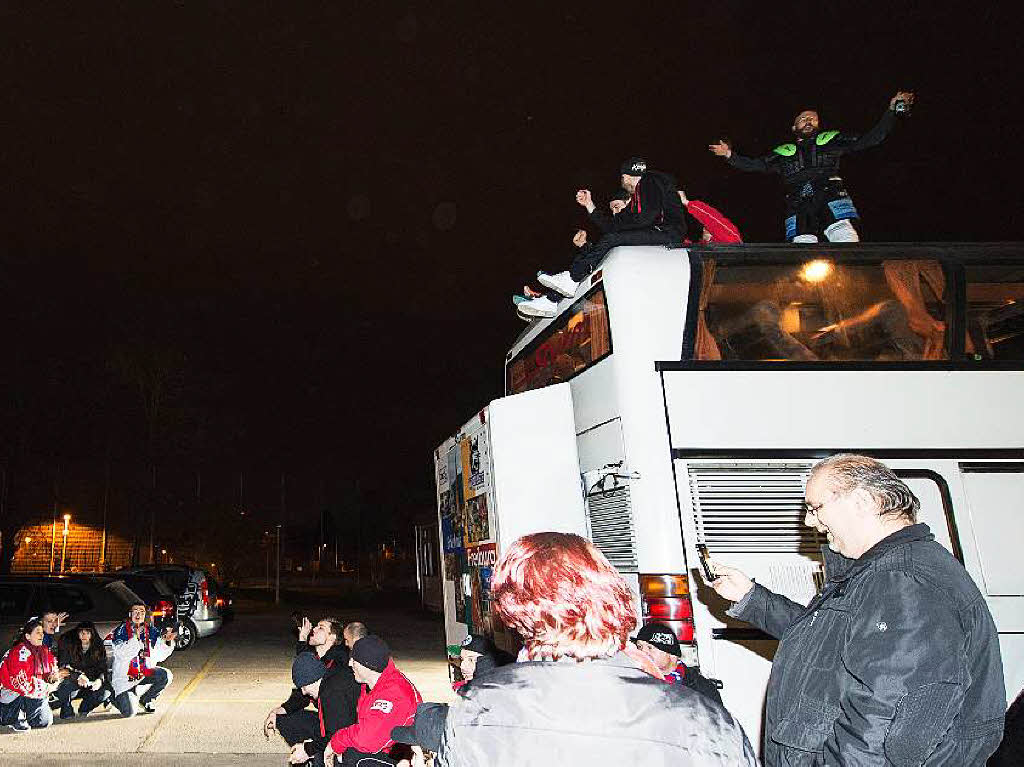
xmin=56 ymin=635 xmax=107 ymax=683
xmin=436 ymin=652 xmax=756 ymax=766
xmin=730 ymin=523 xmax=1005 ymax=766
xmin=727 ymin=109 xmax=897 ymax=193
xmin=281 ymin=643 xmax=358 ymax=715
xmin=302 ymin=668 xmax=363 ymax=758
xmin=589 ymin=171 xmax=686 ymax=235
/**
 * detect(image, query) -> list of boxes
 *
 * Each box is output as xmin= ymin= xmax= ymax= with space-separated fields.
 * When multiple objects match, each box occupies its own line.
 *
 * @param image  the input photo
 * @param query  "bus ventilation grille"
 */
xmin=586 ymin=485 xmax=638 ymax=572
xmin=687 ymin=465 xmax=827 ymax=553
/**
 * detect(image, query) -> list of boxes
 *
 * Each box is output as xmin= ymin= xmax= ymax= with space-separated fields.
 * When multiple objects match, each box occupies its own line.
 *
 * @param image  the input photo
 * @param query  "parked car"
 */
xmin=114 ymin=573 xmax=179 ymax=632
xmin=117 ymin=564 xmax=222 ymax=650
xmin=0 ymin=575 xmax=148 ymax=659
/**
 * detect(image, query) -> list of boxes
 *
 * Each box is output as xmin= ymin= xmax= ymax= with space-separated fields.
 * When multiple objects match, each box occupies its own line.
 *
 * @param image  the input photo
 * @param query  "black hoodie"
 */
xmin=280 ymin=642 xmax=359 ymax=715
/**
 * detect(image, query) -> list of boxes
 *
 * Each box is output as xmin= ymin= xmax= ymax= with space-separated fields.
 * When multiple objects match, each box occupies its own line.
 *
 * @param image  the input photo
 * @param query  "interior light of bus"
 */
xmin=640 ymin=574 xmax=689 ymax=598
xmin=800 ymin=259 xmax=833 ymax=283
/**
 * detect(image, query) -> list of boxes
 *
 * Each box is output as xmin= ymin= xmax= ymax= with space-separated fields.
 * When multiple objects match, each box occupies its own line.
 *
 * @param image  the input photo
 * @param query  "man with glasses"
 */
xmin=710 ymin=454 xmax=1005 ymax=766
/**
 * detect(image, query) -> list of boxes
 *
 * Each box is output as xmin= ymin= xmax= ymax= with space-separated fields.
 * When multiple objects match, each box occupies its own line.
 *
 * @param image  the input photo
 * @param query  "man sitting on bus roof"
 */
xmin=516 ymin=158 xmax=686 ymax=318
xmin=710 ymin=454 xmax=1006 ymax=766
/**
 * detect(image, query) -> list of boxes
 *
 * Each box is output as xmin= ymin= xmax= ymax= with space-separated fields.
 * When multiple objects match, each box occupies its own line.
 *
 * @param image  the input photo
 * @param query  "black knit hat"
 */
xmin=620 ymin=157 xmax=648 ymax=176
xmin=351 ymin=634 xmax=391 ymax=673
xmin=633 ymin=622 xmax=681 ymax=657
xmin=291 ymin=653 xmax=327 ymax=688
xmin=391 ymin=702 xmax=448 ymax=753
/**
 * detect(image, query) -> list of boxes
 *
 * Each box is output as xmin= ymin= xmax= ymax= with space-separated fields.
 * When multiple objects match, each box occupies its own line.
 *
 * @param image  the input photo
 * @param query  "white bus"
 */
xmin=434 ymin=242 xmax=1024 ymax=749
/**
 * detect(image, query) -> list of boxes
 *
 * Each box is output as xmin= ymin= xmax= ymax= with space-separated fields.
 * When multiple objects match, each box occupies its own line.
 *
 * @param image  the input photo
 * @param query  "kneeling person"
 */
xmin=286 ymin=653 xmax=360 ymax=767
xmin=109 ymin=602 xmax=176 ymax=717
xmin=326 ymin=635 xmax=422 ymax=766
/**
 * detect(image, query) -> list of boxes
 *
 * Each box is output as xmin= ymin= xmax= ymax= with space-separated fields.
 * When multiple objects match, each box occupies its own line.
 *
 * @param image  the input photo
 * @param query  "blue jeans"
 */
xmin=112 ymin=667 xmax=172 ymax=717
xmin=54 ymin=677 xmax=110 ymax=717
xmin=0 ymin=695 xmax=52 ymax=729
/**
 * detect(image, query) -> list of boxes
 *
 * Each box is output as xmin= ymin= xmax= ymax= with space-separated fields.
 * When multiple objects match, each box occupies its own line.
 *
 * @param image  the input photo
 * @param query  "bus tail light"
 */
xmin=200 ymin=578 xmax=210 ymax=607
xmin=640 ymin=573 xmax=695 ymax=644
xmin=151 ymin=599 xmax=174 ymax=618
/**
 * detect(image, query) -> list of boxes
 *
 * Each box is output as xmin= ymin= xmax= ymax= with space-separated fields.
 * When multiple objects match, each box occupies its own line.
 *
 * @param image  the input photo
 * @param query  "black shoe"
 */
xmin=140 ymin=701 xmax=157 ymax=714
xmin=59 ymin=709 xmax=75 ymax=720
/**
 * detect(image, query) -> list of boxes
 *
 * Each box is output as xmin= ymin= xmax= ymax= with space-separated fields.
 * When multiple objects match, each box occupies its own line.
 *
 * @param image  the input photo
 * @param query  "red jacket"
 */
xmin=329 ymin=659 xmax=422 ymax=755
xmin=0 ymin=640 xmax=57 ymax=699
xmin=687 ymin=200 xmax=742 ymax=243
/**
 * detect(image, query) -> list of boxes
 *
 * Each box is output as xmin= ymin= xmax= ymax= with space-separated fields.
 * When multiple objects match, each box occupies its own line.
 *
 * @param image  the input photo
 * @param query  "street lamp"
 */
xmin=60 ymin=514 xmax=71 ymax=573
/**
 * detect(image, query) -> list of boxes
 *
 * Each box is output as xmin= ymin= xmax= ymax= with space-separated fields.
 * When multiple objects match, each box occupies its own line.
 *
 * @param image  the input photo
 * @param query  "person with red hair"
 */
xmin=435 ymin=532 xmax=756 ymax=766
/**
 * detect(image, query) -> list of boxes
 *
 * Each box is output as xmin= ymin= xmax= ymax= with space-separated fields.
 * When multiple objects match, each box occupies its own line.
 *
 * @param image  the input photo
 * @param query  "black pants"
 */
xmin=568 ymin=227 xmax=682 ymax=282
xmin=276 ymin=709 xmax=320 ymax=746
xmin=784 ymin=177 xmax=858 ymax=240
xmin=339 ymin=748 xmax=399 ymax=766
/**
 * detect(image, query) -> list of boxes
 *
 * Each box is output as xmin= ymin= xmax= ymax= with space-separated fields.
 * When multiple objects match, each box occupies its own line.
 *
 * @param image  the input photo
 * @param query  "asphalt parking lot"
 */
xmin=1 ymin=596 xmax=455 ymax=766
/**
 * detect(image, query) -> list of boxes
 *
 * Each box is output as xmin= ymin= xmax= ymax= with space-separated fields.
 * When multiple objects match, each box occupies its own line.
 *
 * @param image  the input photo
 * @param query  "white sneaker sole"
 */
xmin=518 ymin=304 xmax=557 ymax=318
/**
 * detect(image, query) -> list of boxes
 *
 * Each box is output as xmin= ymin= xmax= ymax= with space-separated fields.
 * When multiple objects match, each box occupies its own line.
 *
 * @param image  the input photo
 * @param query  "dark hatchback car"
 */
xmin=0 ymin=575 xmax=148 ymax=654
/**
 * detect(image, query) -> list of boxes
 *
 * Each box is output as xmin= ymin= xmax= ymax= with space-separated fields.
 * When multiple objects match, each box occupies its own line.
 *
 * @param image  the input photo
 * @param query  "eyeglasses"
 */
xmin=803 ymin=491 xmax=846 ymax=518
xmin=802 ymin=500 xmax=825 ymax=518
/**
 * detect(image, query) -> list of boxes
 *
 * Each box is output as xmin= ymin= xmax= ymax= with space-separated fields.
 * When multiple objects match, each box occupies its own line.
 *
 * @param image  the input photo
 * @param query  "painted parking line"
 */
xmin=137 ymin=644 xmax=223 ymax=752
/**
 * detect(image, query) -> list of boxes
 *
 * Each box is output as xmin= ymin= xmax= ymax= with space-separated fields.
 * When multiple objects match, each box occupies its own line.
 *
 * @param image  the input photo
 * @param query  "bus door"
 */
xmin=958 ymin=463 xmax=1024 ymax=703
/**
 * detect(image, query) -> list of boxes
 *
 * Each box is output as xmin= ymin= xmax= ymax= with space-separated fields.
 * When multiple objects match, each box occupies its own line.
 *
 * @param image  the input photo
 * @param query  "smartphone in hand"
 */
xmin=696 ymin=543 xmax=716 ymax=582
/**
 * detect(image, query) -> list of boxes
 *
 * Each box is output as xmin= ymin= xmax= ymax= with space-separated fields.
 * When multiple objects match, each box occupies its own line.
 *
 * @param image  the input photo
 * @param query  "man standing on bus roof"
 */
xmin=710 ymin=454 xmax=1005 ymax=766
xmin=709 ymin=91 xmax=914 ymax=243
xmin=517 ymin=158 xmax=686 ymax=317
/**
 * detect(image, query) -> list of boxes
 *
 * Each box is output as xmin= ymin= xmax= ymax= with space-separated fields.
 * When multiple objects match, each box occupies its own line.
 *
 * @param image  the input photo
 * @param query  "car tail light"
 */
xmin=640 ymin=573 xmax=695 ymax=643
xmin=215 ymin=597 xmax=225 ymax=608
xmin=200 ymin=578 xmax=210 ymax=607
xmin=151 ymin=599 xmax=174 ymax=618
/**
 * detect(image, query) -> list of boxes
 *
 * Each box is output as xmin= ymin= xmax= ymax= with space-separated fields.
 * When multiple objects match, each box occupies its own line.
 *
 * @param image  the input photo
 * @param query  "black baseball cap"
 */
xmin=620 ymin=157 xmax=648 ymax=176
xmin=633 ymin=622 xmax=681 ymax=657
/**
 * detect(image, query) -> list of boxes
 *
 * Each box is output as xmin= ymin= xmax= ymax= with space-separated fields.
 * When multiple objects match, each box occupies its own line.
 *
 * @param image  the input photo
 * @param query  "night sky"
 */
xmin=1 ymin=5 xmax=1022 ymax=539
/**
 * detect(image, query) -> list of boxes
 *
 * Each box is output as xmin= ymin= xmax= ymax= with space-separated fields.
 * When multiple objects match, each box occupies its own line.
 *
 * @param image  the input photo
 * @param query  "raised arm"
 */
xmin=839 ymin=91 xmax=914 ymax=154
xmin=710 ymin=139 xmax=778 ymax=174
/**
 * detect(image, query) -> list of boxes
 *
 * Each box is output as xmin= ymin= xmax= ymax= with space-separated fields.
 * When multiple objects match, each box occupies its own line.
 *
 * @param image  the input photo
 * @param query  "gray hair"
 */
xmin=811 ymin=454 xmax=919 ymax=523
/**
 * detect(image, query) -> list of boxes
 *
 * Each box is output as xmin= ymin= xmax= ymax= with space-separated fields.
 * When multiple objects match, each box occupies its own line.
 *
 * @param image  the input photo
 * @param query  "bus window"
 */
xmin=964 ymin=264 xmax=1024 ymax=360
xmin=695 ymin=258 xmax=948 ymax=361
xmin=507 ymin=285 xmax=612 ymax=394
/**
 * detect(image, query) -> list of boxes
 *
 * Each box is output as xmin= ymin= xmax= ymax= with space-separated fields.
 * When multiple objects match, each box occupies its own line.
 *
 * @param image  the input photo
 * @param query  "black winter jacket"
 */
xmin=436 ymin=651 xmax=756 ymax=766
xmin=730 ymin=523 xmax=1005 ymax=766
xmin=281 ymin=642 xmax=359 ymax=716
xmin=726 ymin=110 xmax=897 ymax=193
xmin=589 ymin=171 xmax=685 ymax=235
xmin=301 ymin=670 xmax=363 ymax=758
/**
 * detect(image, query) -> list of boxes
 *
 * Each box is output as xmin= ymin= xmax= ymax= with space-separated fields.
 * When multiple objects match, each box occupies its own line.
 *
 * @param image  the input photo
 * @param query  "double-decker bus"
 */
xmin=434 ymin=242 xmax=1024 ymax=750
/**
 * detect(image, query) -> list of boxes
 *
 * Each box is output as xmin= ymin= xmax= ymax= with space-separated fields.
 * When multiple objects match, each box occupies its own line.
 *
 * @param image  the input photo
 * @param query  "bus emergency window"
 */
xmin=508 ymin=286 xmax=611 ymax=394
xmin=695 ymin=259 xmax=948 ymax=361
xmin=964 ymin=265 xmax=1024 ymax=360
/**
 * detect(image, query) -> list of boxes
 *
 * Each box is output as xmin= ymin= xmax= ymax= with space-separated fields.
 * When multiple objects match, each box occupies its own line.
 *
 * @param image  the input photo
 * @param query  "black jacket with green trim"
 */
xmin=726 ymin=109 xmax=898 ymax=193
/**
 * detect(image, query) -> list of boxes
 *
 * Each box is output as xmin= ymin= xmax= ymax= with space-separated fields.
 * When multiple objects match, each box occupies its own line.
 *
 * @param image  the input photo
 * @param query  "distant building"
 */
xmin=11 ymin=522 xmax=133 ymax=573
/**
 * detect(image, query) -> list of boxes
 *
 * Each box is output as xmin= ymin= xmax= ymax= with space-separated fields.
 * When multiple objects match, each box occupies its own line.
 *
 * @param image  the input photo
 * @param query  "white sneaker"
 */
xmin=537 ymin=271 xmax=579 ymax=298
xmin=516 ymin=306 xmax=533 ymax=323
xmin=518 ymin=296 xmax=559 ymax=318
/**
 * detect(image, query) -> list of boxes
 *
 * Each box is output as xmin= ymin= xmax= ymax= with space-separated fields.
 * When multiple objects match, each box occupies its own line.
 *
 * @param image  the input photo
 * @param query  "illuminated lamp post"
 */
xmin=60 ymin=514 xmax=71 ymax=573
